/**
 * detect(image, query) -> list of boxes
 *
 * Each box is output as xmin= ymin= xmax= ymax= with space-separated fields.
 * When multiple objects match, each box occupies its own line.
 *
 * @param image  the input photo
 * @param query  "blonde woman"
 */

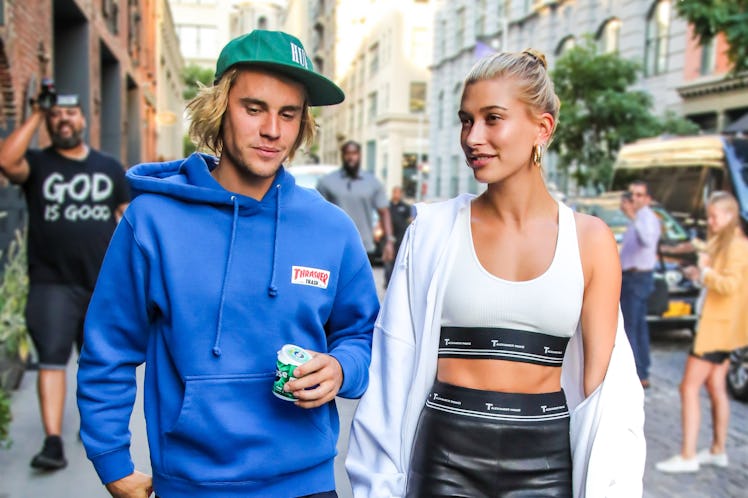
xmin=657 ymin=191 xmax=748 ymax=473
xmin=346 ymin=49 xmax=645 ymax=498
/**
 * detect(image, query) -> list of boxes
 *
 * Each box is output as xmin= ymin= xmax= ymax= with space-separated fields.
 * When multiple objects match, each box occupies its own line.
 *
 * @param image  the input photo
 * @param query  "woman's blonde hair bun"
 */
xmin=522 ymin=48 xmax=548 ymax=69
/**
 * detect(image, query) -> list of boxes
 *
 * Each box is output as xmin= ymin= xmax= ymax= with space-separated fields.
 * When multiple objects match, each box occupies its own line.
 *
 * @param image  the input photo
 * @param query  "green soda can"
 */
xmin=272 ymin=344 xmax=313 ymax=401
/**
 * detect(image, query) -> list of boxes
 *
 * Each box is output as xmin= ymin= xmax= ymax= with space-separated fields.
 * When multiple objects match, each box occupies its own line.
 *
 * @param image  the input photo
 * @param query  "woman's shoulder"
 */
xmin=414 ymin=194 xmax=474 ymax=223
xmin=571 ymin=209 xmax=616 ymax=244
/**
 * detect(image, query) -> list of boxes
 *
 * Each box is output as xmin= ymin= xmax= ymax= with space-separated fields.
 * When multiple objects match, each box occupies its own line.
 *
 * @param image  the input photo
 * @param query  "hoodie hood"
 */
xmin=126 ymin=152 xmax=296 ymax=212
xmin=127 ymin=152 xmax=293 ymax=356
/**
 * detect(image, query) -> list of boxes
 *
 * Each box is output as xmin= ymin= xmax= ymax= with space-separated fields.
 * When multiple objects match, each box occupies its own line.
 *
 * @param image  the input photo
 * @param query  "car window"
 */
xmin=652 ymin=206 xmax=689 ymax=242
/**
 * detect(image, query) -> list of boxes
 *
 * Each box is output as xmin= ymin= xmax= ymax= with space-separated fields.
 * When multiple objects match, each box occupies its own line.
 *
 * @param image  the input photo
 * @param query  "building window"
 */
xmin=409 ymin=82 xmax=427 ymax=113
xmin=369 ymin=43 xmax=380 ymax=76
xmin=357 ymin=99 xmax=364 ymax=129
xmin=450 ymin=155 xmax=460 ymax=197
xmin=439 ymin=19 xmax=447 ymax=55
xmin=452 ymin=83 xmax=462 ymax=125
xmin=597 ymin=18 xmax=621 ymax=54
xmin=699 ymin=36 xmax=716 ymax=76
xmin=314 ymin=56 xmax=324 ymax=74
xmin=366 ymin=140 xmax=377 ymax=173
xmin=475 ymin=0 xmax=486 ymax=37
xmin=313 ymin=23 xmax=324 ymax=52
xmin=456 ymin=8 xmax=466 ymax=50
xmin=438 ymin=91 xmax=444 ymax=128
xmin=411 ymin=28 xmax=430 ymax=63
xmin=176 ymin=24 xmax=218 ymax=59
xmin=645 ymin=0 xmax=671 ymax=76
xmin=367 ymin=92 xmax=378 ymax=124
xmin=555 ymin=35 xmax=576 ymax=57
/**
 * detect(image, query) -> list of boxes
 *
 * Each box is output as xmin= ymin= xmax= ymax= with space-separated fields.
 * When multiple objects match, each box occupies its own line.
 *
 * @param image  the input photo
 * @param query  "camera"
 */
xmin=36 ymin=78 xmax=57 ymax=110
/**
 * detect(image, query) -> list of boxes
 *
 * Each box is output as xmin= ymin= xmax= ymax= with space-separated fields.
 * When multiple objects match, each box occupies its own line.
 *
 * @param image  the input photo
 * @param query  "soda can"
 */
xmin=272 ymin=344 xmax=312 ymax=401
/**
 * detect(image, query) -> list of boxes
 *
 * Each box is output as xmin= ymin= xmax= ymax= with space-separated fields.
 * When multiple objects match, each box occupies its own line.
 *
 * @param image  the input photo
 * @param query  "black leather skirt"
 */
xmin=406 ymin=381 xmax=572 ymax=498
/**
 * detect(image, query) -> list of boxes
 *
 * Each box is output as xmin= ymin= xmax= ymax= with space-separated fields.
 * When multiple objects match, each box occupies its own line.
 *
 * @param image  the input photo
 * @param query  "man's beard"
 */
xmin=51 ymin=124 xmax=83 ymax=150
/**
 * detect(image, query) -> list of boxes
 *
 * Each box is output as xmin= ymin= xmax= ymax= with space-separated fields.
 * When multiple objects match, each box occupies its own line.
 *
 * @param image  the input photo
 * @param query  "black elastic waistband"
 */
xmin=439 ymin=326 xmax=570 ymax=366
xmin=425 ymin=381 xmax=569 ymax=422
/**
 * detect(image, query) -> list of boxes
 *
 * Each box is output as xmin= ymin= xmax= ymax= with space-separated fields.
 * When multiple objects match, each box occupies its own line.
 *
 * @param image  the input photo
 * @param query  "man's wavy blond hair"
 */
xmin=186 ymin=66 xmax=316 ymax=162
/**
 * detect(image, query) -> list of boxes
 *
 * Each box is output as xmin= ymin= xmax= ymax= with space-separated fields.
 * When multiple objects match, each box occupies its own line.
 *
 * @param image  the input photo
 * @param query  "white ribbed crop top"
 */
xmin=441 ymin=201 xmax=584 ymax=338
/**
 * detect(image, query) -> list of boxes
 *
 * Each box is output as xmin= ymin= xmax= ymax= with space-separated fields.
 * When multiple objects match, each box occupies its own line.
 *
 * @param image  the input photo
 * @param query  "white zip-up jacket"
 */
xmin=346 ymin=194 xmax=646 ymax=497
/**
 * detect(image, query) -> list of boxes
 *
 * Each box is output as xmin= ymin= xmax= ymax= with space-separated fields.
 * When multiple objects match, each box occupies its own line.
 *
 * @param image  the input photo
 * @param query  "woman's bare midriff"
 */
xmin=437 ymin=358 xmax=562 ymax=393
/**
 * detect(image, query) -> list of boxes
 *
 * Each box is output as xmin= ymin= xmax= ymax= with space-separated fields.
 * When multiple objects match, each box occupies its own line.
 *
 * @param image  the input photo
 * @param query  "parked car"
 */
xmin=287 ymin=163 xmax=385 ymax=266
xmin=728 ymin=346 xmax=748 ymax=402
xmin=569 ymin=192 xmax=699 ymax=331
xmin=611 ymin=134 xmax=748 ymax=236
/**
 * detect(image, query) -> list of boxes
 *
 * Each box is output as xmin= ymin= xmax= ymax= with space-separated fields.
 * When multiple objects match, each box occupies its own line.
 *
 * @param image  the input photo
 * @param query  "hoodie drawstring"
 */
xmin=267 ymin=184 xmax=281 ymax=298
xmin=212 ymin=196 xmax=240 ymax=357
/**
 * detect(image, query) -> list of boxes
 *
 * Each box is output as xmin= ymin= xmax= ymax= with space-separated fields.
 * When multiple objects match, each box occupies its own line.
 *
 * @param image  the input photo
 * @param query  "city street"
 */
xmin=1 ymin=268 xmax=747 ymax=497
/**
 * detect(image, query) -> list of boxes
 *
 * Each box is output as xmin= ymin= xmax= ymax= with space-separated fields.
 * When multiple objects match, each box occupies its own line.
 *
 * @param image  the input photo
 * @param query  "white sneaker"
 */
xmin=696 ymin=449 xmax=728 ymax=467
xmin=655 ymin=454 xmax=700 ymax=473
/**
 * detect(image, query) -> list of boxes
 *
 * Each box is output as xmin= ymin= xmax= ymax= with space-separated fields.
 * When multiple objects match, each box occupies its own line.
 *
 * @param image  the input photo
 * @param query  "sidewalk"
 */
xmin=0 ymin=361 xmax=150 ymax=498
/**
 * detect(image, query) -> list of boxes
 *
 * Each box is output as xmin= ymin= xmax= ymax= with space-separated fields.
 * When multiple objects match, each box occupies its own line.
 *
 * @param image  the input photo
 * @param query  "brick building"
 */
xmin=0 ymin=0 xmax=159 ymax=254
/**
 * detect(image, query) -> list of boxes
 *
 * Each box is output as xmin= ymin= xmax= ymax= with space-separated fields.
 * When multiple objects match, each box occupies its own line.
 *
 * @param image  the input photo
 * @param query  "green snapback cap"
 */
xmin=215 ymin=30 xmax=344 ymax=106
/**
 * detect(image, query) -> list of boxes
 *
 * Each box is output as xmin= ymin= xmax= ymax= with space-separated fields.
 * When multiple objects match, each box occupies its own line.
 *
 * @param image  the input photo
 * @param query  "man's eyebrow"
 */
xmin=239 ymin=97 xmax=268 ymax=108
xmin=279 ymin=104 xmax=303 ymax=113
xmin=238 ymin=98 xmax=302 ymax=113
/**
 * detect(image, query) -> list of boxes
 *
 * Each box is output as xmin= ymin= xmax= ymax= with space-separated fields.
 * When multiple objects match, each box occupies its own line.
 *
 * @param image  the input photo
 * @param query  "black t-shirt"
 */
xmin=23 ymin=147 xmax=130 ymax=289
xmin=389 ymin=200 xmax=414 ymax=246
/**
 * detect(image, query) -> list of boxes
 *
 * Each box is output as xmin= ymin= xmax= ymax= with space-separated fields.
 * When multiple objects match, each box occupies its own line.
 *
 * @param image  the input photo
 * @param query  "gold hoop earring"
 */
xmin=532 ymin=144 xmax=544 ymax=166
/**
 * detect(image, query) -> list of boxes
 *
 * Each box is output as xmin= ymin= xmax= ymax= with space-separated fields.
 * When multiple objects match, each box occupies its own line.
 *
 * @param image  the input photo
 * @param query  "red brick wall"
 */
xmin=0 ymin=0 xmax=157 ymax=162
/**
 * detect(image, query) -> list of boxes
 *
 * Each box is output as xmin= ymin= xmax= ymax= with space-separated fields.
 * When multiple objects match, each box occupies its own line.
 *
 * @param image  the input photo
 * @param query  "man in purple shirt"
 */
xmin=620 ymin=181 xmax=662 ymax=387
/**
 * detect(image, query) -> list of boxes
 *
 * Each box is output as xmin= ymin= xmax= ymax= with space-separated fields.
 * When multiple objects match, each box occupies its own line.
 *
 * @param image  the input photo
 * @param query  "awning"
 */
xmin=725 ymin=112 xmax=748 ymax=133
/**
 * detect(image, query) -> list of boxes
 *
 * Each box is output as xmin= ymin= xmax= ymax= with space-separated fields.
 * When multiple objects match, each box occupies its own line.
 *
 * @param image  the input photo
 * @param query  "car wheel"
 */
xmin=727 ymin=346 xmax=748 ymax=401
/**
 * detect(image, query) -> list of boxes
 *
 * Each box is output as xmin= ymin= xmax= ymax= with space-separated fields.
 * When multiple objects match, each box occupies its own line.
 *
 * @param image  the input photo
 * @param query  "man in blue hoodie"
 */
xmin=77 ymin=30 xmax=379 ymax=498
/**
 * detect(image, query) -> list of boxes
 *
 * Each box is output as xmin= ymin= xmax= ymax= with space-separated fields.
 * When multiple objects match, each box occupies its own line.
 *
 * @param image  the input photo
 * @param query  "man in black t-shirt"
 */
xmin=383 ymin=185 xmax=414 ymax=288
xmin=0 ymin=94 xmax=129 ymax=471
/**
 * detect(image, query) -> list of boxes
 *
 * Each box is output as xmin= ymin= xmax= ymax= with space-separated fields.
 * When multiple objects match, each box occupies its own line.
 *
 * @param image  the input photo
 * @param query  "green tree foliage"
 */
xmin=181 ymin=64 xmax=214 ymax=101
xmin=676 ymin=0 xmax=748 ymax=74
xmin=181 ymin=64 xmax=213 ymax=156
xmin=551 ymin=39 xmax=697 ymax=189
xmin=183 ymin=133 xmax=197 ymax=157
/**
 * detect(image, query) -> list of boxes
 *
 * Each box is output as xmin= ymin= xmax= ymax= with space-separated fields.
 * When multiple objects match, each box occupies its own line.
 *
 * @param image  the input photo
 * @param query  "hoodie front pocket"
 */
xmin=163 ymin=373 xmax=336 ymax=483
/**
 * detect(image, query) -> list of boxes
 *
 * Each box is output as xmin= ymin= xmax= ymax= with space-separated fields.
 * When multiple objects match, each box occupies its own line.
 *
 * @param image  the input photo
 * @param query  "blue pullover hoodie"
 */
xmin=77 ymin=153 xmax=379 ymax=497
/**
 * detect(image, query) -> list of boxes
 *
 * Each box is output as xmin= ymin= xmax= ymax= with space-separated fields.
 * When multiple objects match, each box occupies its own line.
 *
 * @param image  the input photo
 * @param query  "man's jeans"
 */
xmin=620 ymin=271 xmax=655 ymax=381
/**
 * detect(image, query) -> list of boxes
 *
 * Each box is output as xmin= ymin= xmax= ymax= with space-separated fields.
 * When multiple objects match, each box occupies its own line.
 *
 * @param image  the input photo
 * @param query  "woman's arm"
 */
xmin=701 ymin=239 xmax=748 ymax=295
xmin=576 ymin=212 xmax=622 ymax=396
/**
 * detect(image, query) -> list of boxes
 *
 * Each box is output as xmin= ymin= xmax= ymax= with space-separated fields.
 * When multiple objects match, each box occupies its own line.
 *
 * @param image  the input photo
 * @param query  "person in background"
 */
xmin=619 ymin=180 xmax=661 ymax=388
xmin=383 ymin=185 xmax=414 ymax=288
xmin=657 ymin=191 xmax=748 ymax=473
xmin=0 ymin=92 xmax=129 ymax=471
xmin=77 ymin=30 xmax=378 ymax=498
xmin=346 ymin=48 xmax=644 ymax=497
xmin=316 ymin=141 xmax=395 ymax=266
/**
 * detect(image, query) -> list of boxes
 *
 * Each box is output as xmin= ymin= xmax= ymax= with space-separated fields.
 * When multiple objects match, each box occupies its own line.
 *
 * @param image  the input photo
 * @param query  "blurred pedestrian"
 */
xmin=656 ymin=191 xmax=748 ymax=473
xmin=383 ymin=185 xmax=414 ymax=288
xmin=0 ymin=92 xmax=129 ymax=471
xmin=620 ymin=180 xmax=661 ymax=388
xmin=347 ymin=48 xmax=644 ymax=497
xmin=316 ymin=141 xmax=395 ymax=266
xmin=76 ymin=30 xmax=378 ymax=498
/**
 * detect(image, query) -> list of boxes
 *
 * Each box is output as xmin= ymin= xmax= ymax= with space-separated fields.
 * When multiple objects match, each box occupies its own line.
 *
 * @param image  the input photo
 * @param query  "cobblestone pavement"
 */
xmin=643 ymin=327 xmax=748 ymax=498
xmin=1 ymin=268 xmax=746 ymax=497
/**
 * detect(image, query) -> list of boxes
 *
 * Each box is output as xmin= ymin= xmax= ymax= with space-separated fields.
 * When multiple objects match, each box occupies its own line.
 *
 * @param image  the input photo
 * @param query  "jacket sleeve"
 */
xmin=346 ymin=227 xmax=417 ymax=498
xmin=326 ymin=255 xmax=379 ymax=399
xmin=76 ymin=218 xmax=151 ymax=485
xmin=702 ymin=241 xmax=748 ymax=295
xmin=572 ymin=310 xmax=645 ymax=498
